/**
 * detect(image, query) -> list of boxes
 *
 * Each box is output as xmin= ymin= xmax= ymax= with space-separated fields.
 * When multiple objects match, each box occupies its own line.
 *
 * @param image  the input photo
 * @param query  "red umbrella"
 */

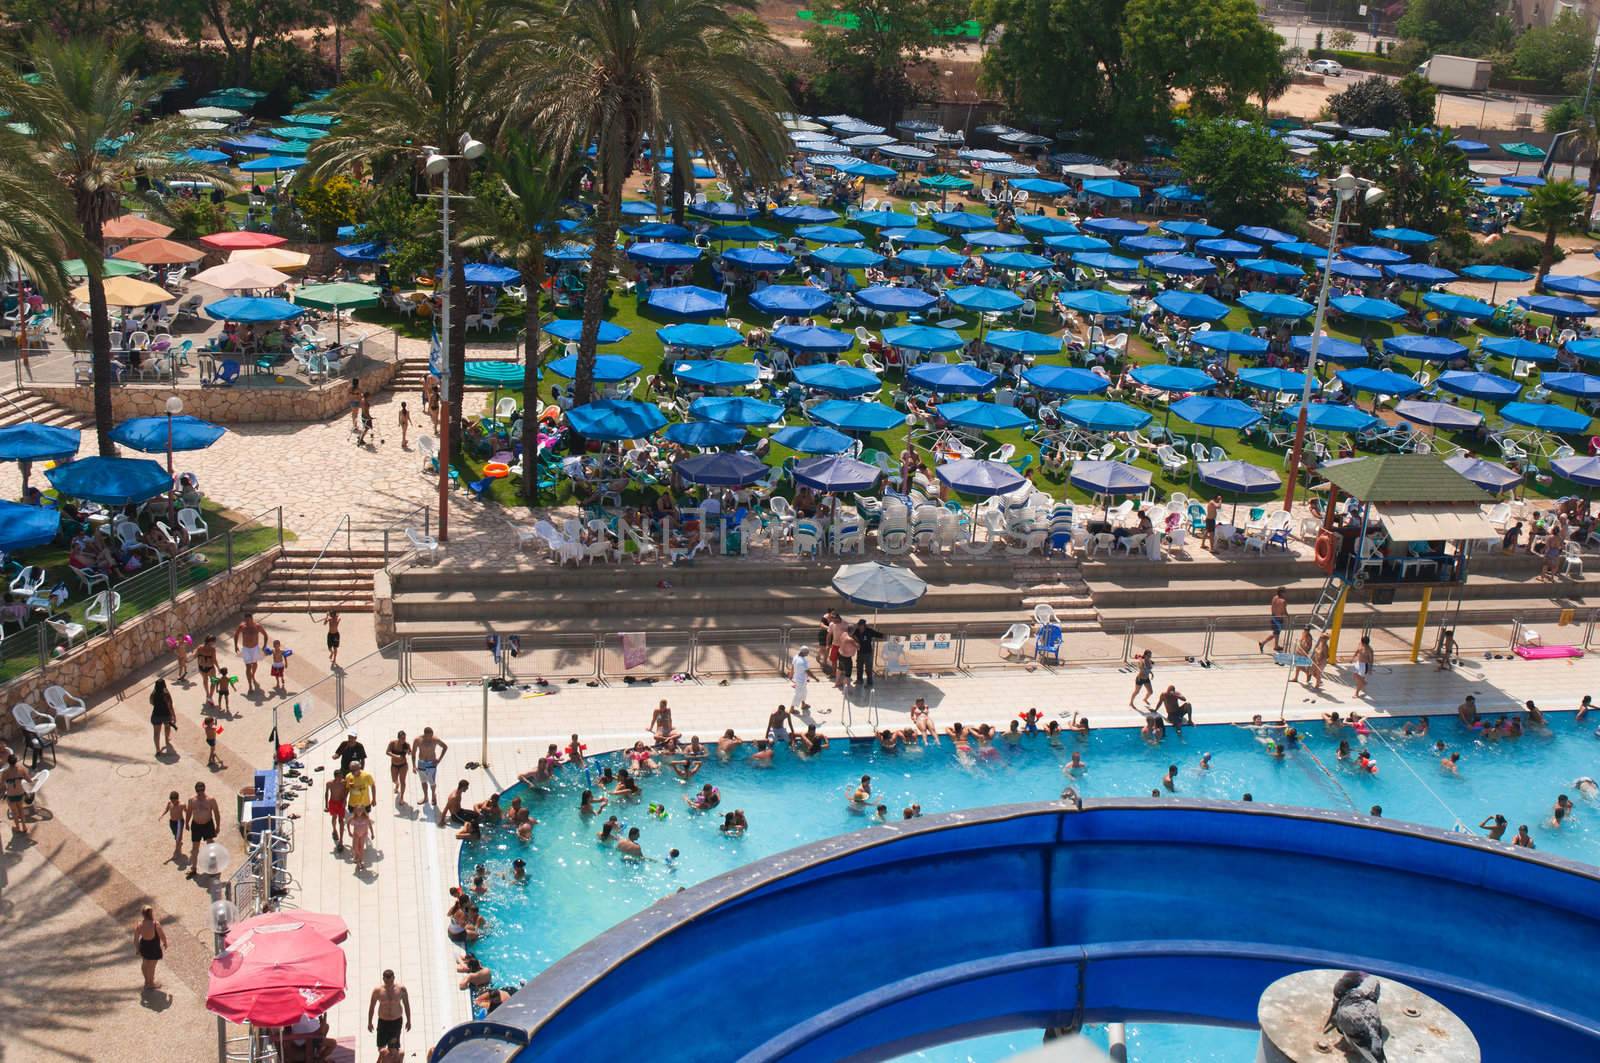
xmin=206 ymin=923 xmax=346 ymax=1026
xmin=224 ymin=911 xmax=349 ymax=947
xmin=201 ymin=231 xmax=289 ymax=251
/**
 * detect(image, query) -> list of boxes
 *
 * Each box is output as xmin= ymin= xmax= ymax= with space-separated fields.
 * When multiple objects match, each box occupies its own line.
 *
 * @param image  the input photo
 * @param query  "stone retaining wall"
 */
xmin=0 ymin=549 xmax=278 ymax=727
xmin=28 ymin=357 xmax=396 ymax=425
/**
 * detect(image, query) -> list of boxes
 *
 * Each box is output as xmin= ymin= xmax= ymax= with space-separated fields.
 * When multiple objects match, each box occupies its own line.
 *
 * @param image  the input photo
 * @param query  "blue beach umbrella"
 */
xmin=1022 ymin=365 xmax=1108 ymax=395
xmin=0 ymin=423 xmax=79 ymax=461
xmin=543 ymin=318 xmax=630 ymax=344
xmin=1236 ymin=225 xmax=1294 ymax=244
xmin=1340 ymin=245 xmax=1410 ymax=265
xmin=721 ymin=247 xmax=794 ymax=270
xmin=1387 ymin=263 xmax=1458 ymax=286
xmin=931 ymin=211 xmax=997 ymax=232
xmin=1544 ymin=371 xmax=1600 ymax=399
xmin=1131 ymin=364 xmax=1217 ymax=392
xmin=46 ymin=456 xmax=170 ymax=504
xmin=1057 ymin=289 xmax=1131 ymax=316
xmin=1444 ymin=456 xmax=1519 ymax=491
xmin=546 ymin=354 xmax=641 ymax=382
xmin=894 ymin=248 xmax=965 ymax=270
xmin=1291 ymin=334 xmax=1368 ymax=363
xmin=0 ymin=501 xmax=60 ymax=551
xmin=936 ymin=401 xmax=1033 ymax=433
xmin=674 ymin=451 xmax=769 ymax=486
xmin=1571 ymin=338 xmax=1600 ymax=361
xmin=963 ymin=231 xmax=1031 ymax=249
xmin=906 ymin=361 xmax=997 ymax=391
xmin=627 ymin=222 xmax=692 ymax=240
xmin=1502 ymin=402 xmax=1590 ymax=433
xmin=1423 ymin=292 xmax=1496 ymax=319
xmin=567 ymin=400 xmax=667 ymax=440
xmin=795 ymin=225 xmax=865 ymax=244
xmin=1010 ymin=179 xmax=1072 ymax=196
xmin=1145 ymin=253 xmax=1216 ymax=277
xmin=1331 ymin=295 xmax=1406 ymax=322
xmin=1461 ymin=264 xmax=1532 ymax=283
xmin=1329 ymin=259 xmax=1383 ymax=281
xmin=850 ymin=209 xmax=917 ymax=229
xmin=810 ymin=400 xmax=906 ymax=433
xmin=1482 ymin=184 xmax=1531 ymax=199
xmin=773 ymin=324 xmax=854 ymax=354
xmin=1372 ymin=227 xmax=1437 ymax=244
xmin=689 ymin=201 xmax=756 ymax=221
xmin=1045 ymin=234 xmax=1111 ymax=253
xmin=1448 ymin=139 xmax=1490 ymax=152
xmin=983 ymin=251 xmax=1054 ymax=271
xmin=945 ymin=286 xmax=1025 ymax=313
xmin=461 ymin=263 xmax=519 ymax=285
xmin=463 ymin=362 xmax=523 ymax=386
xmin=544 ymin=243 xmax=592 ymax=263
xmin=1236 ymin=367 xmax=1307 ymax=394
xmin=855 ymin=286 xmax=939 ymax=313
xmin=1153 ymin=290 xmax=1230 ymax=322
xmin=203 ymin=296 xmax=304 ymax=322
xmin=1155 ymin=184 xmax=1205 ymax=203
xmin=646 ymin=285 xmax=728 ymax=318
xmin=1169 ymin=396 xmax=1261 ymax=431
xmin=689 ymin=395 xmax=785 ymax=426
xmin=182 ymin=148 xmax=231 ymax=165
xmin=1519 ymin=294 xmax=1597 ymax=317
xmin=772 ymin=205 xmax=840 ymax=223
xmin=937 ymin=458 xmax=1025 ymax=496
xmin=1544 ymin=274 xmax=1600 ymax=297
xmin=109 ymin=415 xmax=226 ymax=452
xmin=712 ymin=225 xmax=780 ymax=243
xmin=1272 ymin=241 xmax=1329 ymax=261
xmin=656 ymin=161 xmax=716 ymax=178
xmin=1395 ymin=401 xmax=1484 ymax=431
xmin=749 ymin=285 xmax=834 ymax=316
xmin=1278 ymin=403 xmax=1378 ymax=432
xmin=1195 ymin=238 xmax=1261 ymax=259
xmin=1239 ymin=292 xmax=1314 ymax=319
xmin=626 ymin=241 xmax=701 ymax=265
xmin=1059 ymin=400 xmax=1152 ymax=431
xmin=237 ymin=155 xmax=304 ymax=173
xmin=1081 ymin=179 xmax=1141 ymax=200
xmin=1552 ymin=456 xmax=1600 ymax=487
xmin=333 ymin=241 xmax=387 ymax=263
xmin=1336 ymin=367 xmax=1422 ymax=398
xmin=1014 ymin=214 xmax=1077 ymax=237
xmin=985 ymin=330 xmax=1061 ymax=355
xmin=792 ymin=363 xmax=881 ymax=396
xmin=882 ymin=228 xmax=949 ymax=248
xmin=1160 ymin=220 xmax=1223 ymax=239
xmin=792 ymin=456 xmax=881 ymax=492
xmin=671 ymin=360 xmax=759 ymax=388
xmin=811 ymin=246 xmax=885 ymax=269
xmin=1190 ymin=330 xmax=1268 ymax=356
xmin=1070 ymin=459 xmax=1152 ymax=496
xmin=1072 ymin=252 xmax=1141 ymax=273
xmin=772 ymin=425 xmax=854 ymax=454
xmin=663 ymin=421 xmax=746 ymax=447
xmin=1436 ymin=371 xmax=1520 ymax=403
xmin=658 ymin=323 xmax=743 ymax=351
xmin=831 ymin=561 xmax=927 ymax=609
xmin=219 ymin=134 xmax=289 ymax=152
xmin=1121 ymin=235 xmax=1185 ymax=254
xmin=1237 ymin=257 xmax=1305 ymax=279
xmin=619 ymin=201 xmax=660 ymax=218
xmin=1196 ymin=460 xmax=1280 ymax=495
xmin=1479 ymin=336 xmax=1558 ymax=363
xmin=1081 ymin=217 xmax=1147 ymax=238
xmin=1384 ymin=335 xmax=1468 ymax=361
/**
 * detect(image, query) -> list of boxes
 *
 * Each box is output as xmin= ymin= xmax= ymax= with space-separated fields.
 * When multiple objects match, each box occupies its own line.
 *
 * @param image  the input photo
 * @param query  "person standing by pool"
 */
xmin=790 ymin=646 xmax=811 ymax=710
xmin=345 ymin=759 xmax=376 ymax=818
xmin=1203 ymin=496 xmax=1219 ymax=551
xmin=184 ymin=781 xmax=219 ymax=876
xmin=233 ymin=613 xmax=268 ymax=695
xmin=852 ymin=618 xmax=884 ymax=688
xmin=149 ymin=678 xmax=177 ymax=756
xmin=3 ymin=754 xmax=31 ymax=835
xmin=397 ymin=401 xmax=412 ymax=450
xmin=325 ymin=770 xmax=349 ymax=852
xmin=322 ymin=610 xmax=341 ymax=667
xmin=1258 ymin=588 xmax=1288 ymax=653
xmin=414 ymin=727 xmax=447 ymax=807
xmin=368 ymin=970 xmax=411 ymax=1054
xmin=1129 ymin=650 xmax=1154 ymax=709
xmin=1350 ymin=637 xmax=1373 ymax=699
xmin=386 ymin=731 xmax=412 ymax=803
xmin=133 ymin=905 xmax=167 ymax=991
xmin=195 ymin=635 xmax=219 ymax=705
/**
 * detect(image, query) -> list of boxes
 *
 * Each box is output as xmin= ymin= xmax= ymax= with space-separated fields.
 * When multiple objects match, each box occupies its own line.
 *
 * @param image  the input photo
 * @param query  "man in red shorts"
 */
xmin=324 ymin=771 xmax=349 ymax=853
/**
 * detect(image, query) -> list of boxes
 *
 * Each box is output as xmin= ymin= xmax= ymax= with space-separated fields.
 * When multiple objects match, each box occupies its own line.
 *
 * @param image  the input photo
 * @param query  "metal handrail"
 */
xmin=303 ymin=514 xmax=352 ymax=620
xmin=381 ymin=504 xmax=432 ymax=566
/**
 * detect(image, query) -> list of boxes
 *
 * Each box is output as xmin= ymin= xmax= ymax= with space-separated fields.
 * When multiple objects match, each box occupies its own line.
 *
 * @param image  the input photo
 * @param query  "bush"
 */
xmin=1307 ymin=48 xmax=1411 ymax=77
xmin=160 ymin=197 xmax=229 ymax=240
xmin=1330 ymin=29 xmax=1356 ymax=50
xmin=1328 ymin=75 xmax=1415 ymax=129
xmin=1469 ymin=234 xmax=1561 ymax=272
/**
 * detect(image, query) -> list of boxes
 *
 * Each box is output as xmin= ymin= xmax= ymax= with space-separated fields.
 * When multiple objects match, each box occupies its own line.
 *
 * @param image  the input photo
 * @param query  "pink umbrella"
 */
xmin=223 ymin=911 xmax=350 ymax=947
xmin=206 ymin=923 xmax=346 ymax=1026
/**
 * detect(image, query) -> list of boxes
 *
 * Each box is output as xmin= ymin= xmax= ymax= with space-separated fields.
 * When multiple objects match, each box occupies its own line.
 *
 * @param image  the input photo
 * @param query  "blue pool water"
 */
xmin=461 ymin=712 xmax=1600 ymax=1059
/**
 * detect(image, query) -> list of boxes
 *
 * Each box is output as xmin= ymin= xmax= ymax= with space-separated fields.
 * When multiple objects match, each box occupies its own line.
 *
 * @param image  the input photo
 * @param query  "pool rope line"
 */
xmin=1366 ymin=725 xmax=1472 ymax=835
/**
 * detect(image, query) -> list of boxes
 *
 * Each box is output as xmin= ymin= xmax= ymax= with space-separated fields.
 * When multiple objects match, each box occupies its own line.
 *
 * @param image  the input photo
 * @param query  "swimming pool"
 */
xmin=460 ymin=712 xmax=1600 ymax=1058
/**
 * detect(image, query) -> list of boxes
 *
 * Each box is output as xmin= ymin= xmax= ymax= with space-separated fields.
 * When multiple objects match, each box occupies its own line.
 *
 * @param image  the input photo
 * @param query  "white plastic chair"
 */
xmin=13 ymin=702 xmax=57 ymax=741
xmin=84 ymin=591 xmax=120 ymax=627
xmin=177 ymin=508 xmax=210 ymax=544
xmin=999 ymin=622 xmax=1032 ymax=658
xmin=10 ymin=566 xmax=45 ymax=598
xmin=42 ymin=685 xmax=87 ymax=730
xmin=406 ymin=526 xmax=440 ymax=565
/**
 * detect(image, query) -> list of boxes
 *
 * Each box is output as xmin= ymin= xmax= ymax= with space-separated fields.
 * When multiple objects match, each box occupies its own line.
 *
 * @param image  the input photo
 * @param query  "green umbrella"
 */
xmin=1500 ymin=141 xmax=1545 ymax=158
xmin=919 ymin=173 xmax=973 ymax=190
xmin=63 ymin=258 xmax=145 ymax=278
xmin=295 ymin=281 xmax=381 ymax=343
xmin=271 ymin=125 xmax=327 ymax=141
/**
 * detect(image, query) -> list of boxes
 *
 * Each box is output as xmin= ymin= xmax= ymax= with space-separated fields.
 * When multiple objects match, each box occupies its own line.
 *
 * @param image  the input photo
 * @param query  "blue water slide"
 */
xmin=433 ymin=802 xmax=1600 ymax=1062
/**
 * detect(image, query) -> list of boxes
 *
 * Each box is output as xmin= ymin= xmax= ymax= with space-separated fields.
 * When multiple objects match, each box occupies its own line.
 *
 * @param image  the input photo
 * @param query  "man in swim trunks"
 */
xmin=413 ymin=727 xmax=448 ymax=807
xmin=367 ymin=970 xmax=411 ymax=1053
xmin=184 ymin=781 xmax=220 ymax=876
xmin=233 ymin=613 xmax=268 ymax=694
xmin=325 ymin=771 xmax=349 ymax=853
xmin=1258 ymin=588 xmax=1288 ymax=653
xmin=3 ymin=754 xmax=31 ymax=835
xmin=344 ymin=760 xmax=375 ymax=816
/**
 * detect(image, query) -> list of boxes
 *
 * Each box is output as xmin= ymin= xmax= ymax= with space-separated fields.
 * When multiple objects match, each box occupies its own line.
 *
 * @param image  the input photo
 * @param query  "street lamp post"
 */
xmin=1283 ymin=167 xmax=1372 ymax=512
xmin=164 ymin=394 xmax=183 ymax=476
xmin=423 ymin=133 xmax=486 ymax=544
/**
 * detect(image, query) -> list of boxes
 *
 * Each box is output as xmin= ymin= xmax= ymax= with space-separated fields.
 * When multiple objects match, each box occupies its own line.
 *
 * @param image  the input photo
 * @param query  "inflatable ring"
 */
xmin=1313 ymin=529 xmax=1337 ymax=574
xmin=538 ymin=405 xmax=562 ymax=424
xmin=483 ymin=462 xmax=511 ymax=479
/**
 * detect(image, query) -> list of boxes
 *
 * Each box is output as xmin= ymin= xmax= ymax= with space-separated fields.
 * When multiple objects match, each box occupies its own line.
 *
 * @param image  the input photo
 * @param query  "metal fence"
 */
xmin=0 ymin=505 xmax=284 ymax=688
xmin=283 ymin=642 xmax=405 ymax=746
xmin=379 ymin=504 xmax=431 ymax=564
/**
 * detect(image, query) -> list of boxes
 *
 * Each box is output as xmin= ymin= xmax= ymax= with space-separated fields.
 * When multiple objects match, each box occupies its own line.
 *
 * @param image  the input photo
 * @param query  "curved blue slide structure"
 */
xmin=434 ymin=801 xmax=1600 ymax=1062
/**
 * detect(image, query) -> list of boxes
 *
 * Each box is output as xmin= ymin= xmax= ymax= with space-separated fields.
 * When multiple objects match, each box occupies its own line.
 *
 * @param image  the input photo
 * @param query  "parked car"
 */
xmin=1306 ymin=59 xmax=1344 ymax=77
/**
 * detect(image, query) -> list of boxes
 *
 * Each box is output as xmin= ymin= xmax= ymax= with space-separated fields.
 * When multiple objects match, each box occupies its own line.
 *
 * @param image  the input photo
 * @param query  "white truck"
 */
xmin=1416 ymin=55 xmax=1493 ymax=91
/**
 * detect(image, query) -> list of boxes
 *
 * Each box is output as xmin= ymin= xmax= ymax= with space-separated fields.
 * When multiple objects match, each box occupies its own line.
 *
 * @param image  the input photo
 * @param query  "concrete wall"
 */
xmin=28 ymin=358 xmax=396 ymax=425
xmin=0 ymin=549 xmax=278 ymax=722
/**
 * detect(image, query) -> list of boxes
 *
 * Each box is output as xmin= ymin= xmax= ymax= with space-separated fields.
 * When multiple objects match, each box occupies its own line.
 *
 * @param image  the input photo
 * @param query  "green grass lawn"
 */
xmin=362 ymin=206 xmax=1598 ymax=513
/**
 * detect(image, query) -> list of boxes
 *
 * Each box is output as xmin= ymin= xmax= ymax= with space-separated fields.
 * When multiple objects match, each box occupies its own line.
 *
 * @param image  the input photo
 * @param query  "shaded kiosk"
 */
xmin=1309 ymin=454 xmax=1497 ymax=661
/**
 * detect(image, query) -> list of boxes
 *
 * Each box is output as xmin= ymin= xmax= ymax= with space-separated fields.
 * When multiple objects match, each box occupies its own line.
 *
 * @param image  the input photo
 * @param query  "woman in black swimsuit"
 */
xmin=149 ymin=679 xmax=177 ymax=756
xmin=133 ymin=905 xmax=167 ymax=990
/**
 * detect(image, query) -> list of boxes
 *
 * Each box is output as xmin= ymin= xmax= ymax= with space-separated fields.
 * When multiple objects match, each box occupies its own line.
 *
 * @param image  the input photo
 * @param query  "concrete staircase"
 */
xmin=251 ymin=547 xmax=385 ymax=614
xmin=0 ymin=387 xmax=91 ymax=430
xmin=1012 ymin=557 xmax=1098 ymax=631
xmin=390 ymin=357 xmax=432 ymax=396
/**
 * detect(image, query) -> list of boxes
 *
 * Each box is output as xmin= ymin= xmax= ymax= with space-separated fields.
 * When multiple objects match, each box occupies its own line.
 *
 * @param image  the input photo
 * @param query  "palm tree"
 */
xmin=1525 ymin=179 xmax=1589 ymax=284
xmin=304 ymin=0 xmax=511 ymax=469
xmin=1550 ymin=97 xmax=1600 ymax=218
xmin=463 ymin=134 xmax=581 ymax=504
xmin=504 ymin=0 xmax=791 ymax=405
xmin=0 ymin=133 xmax=79 ymax=313
xmin=0 ymin=38 xmax=211 ymax=455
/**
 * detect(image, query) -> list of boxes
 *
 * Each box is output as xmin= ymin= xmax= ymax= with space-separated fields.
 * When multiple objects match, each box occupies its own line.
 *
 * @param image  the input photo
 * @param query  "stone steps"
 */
xmin=252 ymin=549 xmax=381 ymax=614
xmin=0 ymin=387 xmax=91 ymax=430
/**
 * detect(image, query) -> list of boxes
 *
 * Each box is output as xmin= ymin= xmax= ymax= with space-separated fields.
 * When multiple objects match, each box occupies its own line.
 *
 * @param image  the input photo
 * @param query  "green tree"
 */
xmin=802 ymin=0 xmax=972 ymax=125
xmin=1324 ymin=127 xmax=1473 ymax=237
xmin=296 ymin=175 xmax=365 ymax=239
xmin=359 ymin=185 xmax=436 ymax=292
xmin=160 ymin=0 xmax=317 ymax=84
xmin=1523 ymin=179 xmax=1588 ymax=283
xmin=1395 ymin=0 xmax=1500 ymax=54
xmin=1513 ymin=11 xmax=1595 ymax=89
xmin=1123 ymin=0 xmax=1284 ymax=117
xmin=306 ymin=0 xmax=511 ymax=468
xmin=462 ymin=136 xmax=581 ymax=504
xmin=1544 ymin=97 xmax=1600 ymax=217
xmin=1174 ymin=118 xmax=1295 ymax=229
xmin=1329 ymin=29 xmax=1356 ymax=50
xmin=0 ymin=38 xmax=215 ymax=456
xmin=1327 ymin=76 xmax=1414 ymax=131
xmin=0 ymin=0 xmax=155 ymax=38
xmin=0 ymin=130 xmax=79 ymax=313
xmin=1395 ymin=73 xmax=1437 ymax=127
xmin=506 ymin=0 xmax=790 ymax=405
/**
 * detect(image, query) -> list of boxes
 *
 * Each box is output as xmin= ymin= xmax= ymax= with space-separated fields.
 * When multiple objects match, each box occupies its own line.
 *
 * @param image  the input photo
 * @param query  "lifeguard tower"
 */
xmin=1306 ymin=454 xmax=1498 ymax=661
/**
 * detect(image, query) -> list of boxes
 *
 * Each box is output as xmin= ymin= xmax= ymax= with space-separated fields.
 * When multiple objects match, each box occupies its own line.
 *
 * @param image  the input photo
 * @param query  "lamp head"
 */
xmin=459 ymin=134 xmax=486 ymax=160
xmin=1331 ymin=166 xmax=1360 ymax=201
xmin=424 ymin=152 xmax=449 ymax=177
xmin=165 ymin=395 xmax=184 ymax=415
